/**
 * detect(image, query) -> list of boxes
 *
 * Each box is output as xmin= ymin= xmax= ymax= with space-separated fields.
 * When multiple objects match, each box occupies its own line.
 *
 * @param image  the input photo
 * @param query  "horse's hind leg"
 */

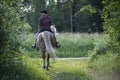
xmin=46 ymin=54 xmax=50 ymax=70
xmin=47 ymin=54 xmax=50 ymax=66
xmin=41 ymin=50 xmax=46 ymax=69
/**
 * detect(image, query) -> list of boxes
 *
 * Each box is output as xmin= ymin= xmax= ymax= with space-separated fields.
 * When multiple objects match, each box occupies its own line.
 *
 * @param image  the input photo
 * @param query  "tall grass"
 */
xmin=88 ymin=34 xmax=120 ymax=80
xmin=20 ymin=33 xmax=40 ymax=58
xmin=88 ymin=53 xmax=120 ymax=80
xmin=56 ymin=33 xmax=103 ymax=57
xmin=21 ymin=32 xmax=103 ymax=58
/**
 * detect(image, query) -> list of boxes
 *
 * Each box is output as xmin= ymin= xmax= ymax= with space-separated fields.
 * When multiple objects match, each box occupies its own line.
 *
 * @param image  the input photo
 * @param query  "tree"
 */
xmin=50 ymin=0 xmax=71 ymax=32
xmin=24 ymin=0 xmax=46 ymax=32
xmin=33 ymin=0 xmax=46 ymax=32
xmin=25 ymin=0 xmax=104 ymax=32
xmin=102 ymin=0 xmax=120 ymax=51
xmin=75 ymin=0 xmax=103 ymax=33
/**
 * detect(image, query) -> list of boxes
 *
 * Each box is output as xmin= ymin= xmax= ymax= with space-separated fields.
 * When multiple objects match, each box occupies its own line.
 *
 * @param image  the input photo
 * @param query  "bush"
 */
xmin=0 ymin=54 xmax=50 ymax=80
xmin=88 ymin=34 xmax=106 ymax=60
xmin=0 ymin=1 xmax=48 ymax=80
xmin=89 ymin=52 xmax=120 ymax=74
xmin=20 ymin=33 xmax=40 ymax=58
xmin=88 ymin=1 xmax=120 ymax=79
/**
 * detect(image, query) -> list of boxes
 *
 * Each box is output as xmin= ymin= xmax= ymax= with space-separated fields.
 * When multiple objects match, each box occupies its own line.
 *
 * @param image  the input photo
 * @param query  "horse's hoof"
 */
xmin=42 ymin=65 xmax=49 ymax=70
xmin=42 ymin=65 xmax=46 ymax=69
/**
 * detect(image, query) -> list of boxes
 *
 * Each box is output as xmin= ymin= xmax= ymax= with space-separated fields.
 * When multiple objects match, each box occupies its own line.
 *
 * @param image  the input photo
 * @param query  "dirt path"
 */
xmin=57 ymin=57 xmax=89 ymax=60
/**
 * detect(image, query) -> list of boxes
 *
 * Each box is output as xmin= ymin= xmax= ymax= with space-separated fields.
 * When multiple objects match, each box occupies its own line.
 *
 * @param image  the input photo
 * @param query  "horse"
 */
xmin=36 ymin=31 xmax=56 ymax=70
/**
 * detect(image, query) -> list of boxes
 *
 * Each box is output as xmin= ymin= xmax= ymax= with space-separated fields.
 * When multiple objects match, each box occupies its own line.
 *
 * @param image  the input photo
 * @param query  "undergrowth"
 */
xmin=0 ymin=54 xmax=50 ymax=80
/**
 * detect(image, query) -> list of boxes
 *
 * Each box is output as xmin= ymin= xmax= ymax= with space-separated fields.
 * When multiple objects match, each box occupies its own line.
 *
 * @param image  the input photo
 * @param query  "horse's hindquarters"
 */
xmin=37 ymin=31 xmax=56 ymax=60
xmin=37 ymin=34 xmax=45 ymax=50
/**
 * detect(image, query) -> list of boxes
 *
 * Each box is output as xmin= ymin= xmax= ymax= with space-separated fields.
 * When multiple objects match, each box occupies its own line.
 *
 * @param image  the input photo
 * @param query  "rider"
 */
xmin=32 ymin=10 xmax=60 ymax=48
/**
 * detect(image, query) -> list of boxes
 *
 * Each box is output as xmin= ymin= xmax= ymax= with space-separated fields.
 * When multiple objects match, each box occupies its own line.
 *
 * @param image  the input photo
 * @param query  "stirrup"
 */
xmin=32 ymin=44 xmax=36 ymax=48
xmin=56 ymin=44 xmax=61 ymax=48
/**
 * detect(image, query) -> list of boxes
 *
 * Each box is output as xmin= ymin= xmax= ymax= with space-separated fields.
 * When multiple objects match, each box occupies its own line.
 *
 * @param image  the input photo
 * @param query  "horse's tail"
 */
xmin=41 ymin=31 xmax=56 ymax=60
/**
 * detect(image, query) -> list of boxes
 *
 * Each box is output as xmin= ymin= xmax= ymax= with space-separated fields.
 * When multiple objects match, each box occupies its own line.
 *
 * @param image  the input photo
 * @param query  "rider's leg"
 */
xmin=32 ymin=33 xmax=39 ymax=48
xmin=32 ymin=27 xmax=41 ymax=48
xmin=48 ymin=29 xmax=61 ymax=48
xmin=53 ymin=33 xmax=60 ymax=48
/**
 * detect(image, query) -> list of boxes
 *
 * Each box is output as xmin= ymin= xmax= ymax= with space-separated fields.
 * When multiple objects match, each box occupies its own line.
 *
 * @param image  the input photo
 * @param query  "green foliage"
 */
xmin=80 ymin=5 xmax=97 ymax=15
xmin=56 ymin=33 xmax=95 ymax=57
xmin=89 ymin=0 xmax=120 ymax=78
xmin=88 ymin=34 xmax=106 ymax=59
xmin=47 ymin=0 xmax=69 ymax=32
xmin=0 ymin=1 xmax=40 ymax=80
xmin=25 ymin=0 xmax=46 ymax=32
xmin=0 ymin=1 xmax=25 ymax=54
xmin=24 ymin=0 xmax=103 ymax=32
xmin=20 ymin=33 xmax=40 ymax=58
xmin=33 ymin=0 xmax=46 ymax=32
xmin=74 ymin=0 xmax=103 ymax=32
xmin=89 ymin=53 xmax=120 ymax=75
xmin=0 ymin=54 xmax=50 ymax=80
xmin=21 ymin=33 xmax=101 ymax=58
xmin=102 ymin=0 xmax=120 ymax=51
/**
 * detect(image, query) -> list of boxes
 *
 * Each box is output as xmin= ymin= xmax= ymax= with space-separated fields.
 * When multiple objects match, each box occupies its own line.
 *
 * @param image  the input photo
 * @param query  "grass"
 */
xmin=32 ymin=58 xmax=95 ymax=80
xmin=88 ymin=53 xmax=120 ymax=80
xmin=56 ymin=33 xmax=103 ymax=57
xmin=0 ymin=54 xmax=50 ymax=80
xmin=18 ymin=32 xmax=107 ymax=80
xmin=22 ymin=32 xmax=103 ymax=58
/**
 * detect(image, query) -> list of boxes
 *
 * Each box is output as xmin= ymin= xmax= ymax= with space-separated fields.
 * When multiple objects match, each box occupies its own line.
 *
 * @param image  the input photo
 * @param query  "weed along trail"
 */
xmin=33 ymin=58 xmax=94 ymax=80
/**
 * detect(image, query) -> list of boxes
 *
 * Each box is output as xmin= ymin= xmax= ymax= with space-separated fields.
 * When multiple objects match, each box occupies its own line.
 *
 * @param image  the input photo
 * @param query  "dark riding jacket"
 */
xmin=39 ymin=15 xmax=52 ymax=33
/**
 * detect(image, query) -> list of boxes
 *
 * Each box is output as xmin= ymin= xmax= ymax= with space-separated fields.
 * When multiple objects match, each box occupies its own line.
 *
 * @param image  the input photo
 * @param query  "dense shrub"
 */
xmin=89 ymin=0 xmax=120 ymax=79
xmin=102 ymin=0 xmax=120 ymax=51
xmin=0 ymin=54 xmax=50 ymax=80
xmin=0 ymin=1 xmax=23 ymax=54
xmin=88 ymin=35 xmax=106 ymax=60
xmin=0 ymin=1 xmax=44 ymax=80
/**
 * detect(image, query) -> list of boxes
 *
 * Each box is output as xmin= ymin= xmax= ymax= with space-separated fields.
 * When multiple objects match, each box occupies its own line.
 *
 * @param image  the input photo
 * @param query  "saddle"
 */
xmin=37 ymin=31 xmax=56 ymax=49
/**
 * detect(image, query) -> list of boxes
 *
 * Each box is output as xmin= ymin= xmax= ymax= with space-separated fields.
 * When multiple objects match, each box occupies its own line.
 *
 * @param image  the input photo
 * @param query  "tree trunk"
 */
xmin=70 ymin=0 xmax=73 ymax=32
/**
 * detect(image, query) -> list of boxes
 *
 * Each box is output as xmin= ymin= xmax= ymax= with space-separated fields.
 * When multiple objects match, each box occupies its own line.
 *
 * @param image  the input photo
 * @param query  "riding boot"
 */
xmin=53 ymin=34 xmax=61 ymax=48
xmin=32 ymin=37 xmax=37 ymax=48
xmin=32 ymin=33 xmax=39 ymax=49
xmin=32 ymin=44 xmax=36 ymax=48
xmin=32 ymin=37 xmax=36 ymax=48
xmin=56 ymin=42 xmax=60 ymax=48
